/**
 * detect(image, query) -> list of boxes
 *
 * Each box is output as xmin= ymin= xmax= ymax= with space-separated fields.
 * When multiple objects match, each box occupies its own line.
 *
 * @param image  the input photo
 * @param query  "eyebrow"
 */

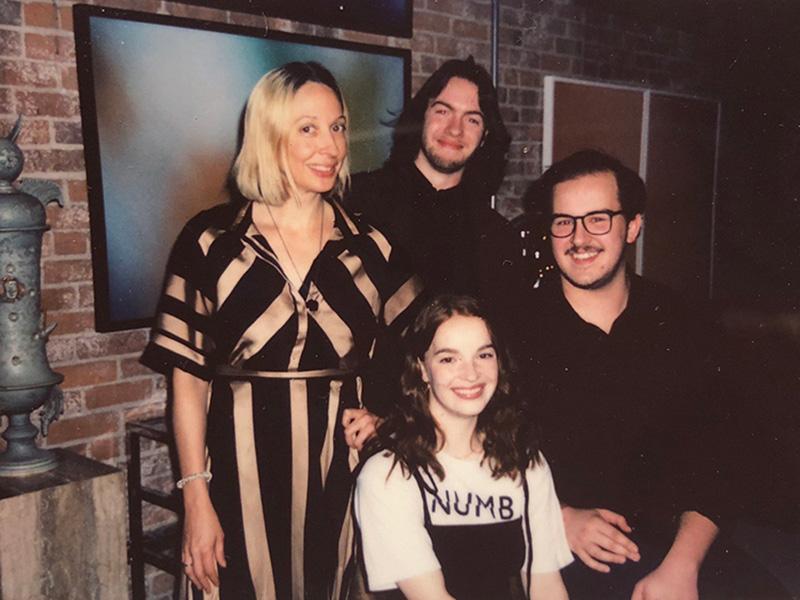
xmin=430 ymin=100 xmax=484 ymax=119
xmin=431 ymin=343 xmax=495 ymax=356
xmin=293 ymin=114 xmax=347 ymax=122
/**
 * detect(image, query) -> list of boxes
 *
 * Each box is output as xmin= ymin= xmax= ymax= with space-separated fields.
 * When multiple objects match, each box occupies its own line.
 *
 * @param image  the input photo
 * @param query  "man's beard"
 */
xmin=559 ymin=245 xmax=628 ymax=291
xmin=420 ymin=139 xmax=471 ymax=175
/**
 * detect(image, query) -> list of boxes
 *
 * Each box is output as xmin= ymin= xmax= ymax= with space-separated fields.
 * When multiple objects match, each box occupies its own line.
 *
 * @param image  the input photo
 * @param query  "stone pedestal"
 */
xmin=0 ymin=449 xmax=127 ymax=600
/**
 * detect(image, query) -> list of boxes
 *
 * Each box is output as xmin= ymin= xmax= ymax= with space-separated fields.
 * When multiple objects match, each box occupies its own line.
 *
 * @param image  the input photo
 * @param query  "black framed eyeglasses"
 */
xmin=549 ymin=210 xmax=624 ymax=238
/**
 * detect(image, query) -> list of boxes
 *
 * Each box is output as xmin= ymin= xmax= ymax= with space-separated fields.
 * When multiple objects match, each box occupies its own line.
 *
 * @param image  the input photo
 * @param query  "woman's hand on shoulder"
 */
xmin=182 ymin=487 xmax=226 ymax=593
xmin=342 ymin=408 xmax=381 ymax=450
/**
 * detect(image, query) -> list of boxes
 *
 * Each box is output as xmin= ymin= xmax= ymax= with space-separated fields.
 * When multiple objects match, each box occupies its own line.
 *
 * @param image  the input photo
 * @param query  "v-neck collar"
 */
xmin=239 ymin=197 xmax=356 ymax=294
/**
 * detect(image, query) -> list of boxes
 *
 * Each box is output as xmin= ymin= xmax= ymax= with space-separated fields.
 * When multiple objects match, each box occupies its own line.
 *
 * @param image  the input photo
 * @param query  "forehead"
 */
xmin=429 ymin=315 xmax=491 ymax=351
xmin=291 ymin=81 xmax=342 ymax=116
xmin=428 ymin=77 xmax=481 ymax=113
xmin=552 ymin=171 xmax=621 ymax=214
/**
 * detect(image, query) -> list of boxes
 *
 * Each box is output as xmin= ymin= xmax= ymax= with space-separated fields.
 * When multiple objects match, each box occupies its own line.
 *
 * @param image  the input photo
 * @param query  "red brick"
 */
xmin=96 ymin=0 xmax=160 ymax=12
xmin=24 ymin=2 xmax=59 ymax=28
xmin=42 ymin=285 xmax=78 ymax=311
xmin=498 ymin=46 xmax=522 ymax=64
xmin=502 ymin=68 xmax=519 ymax=86
xmin=40 ymin=229 xmax=53 ymax=258
xmin=0 ymin=1 xmax=21 ymax=26
xmin=519 ymin=69 xmax=540 ymax=88
xmin=16 ymin=90 xmax=79 ymax=118
xmin=121 ymin=356 xmax=154 ymax=378
xmin=434 ymin=35 xmax=458 ymax=56
xmin=47 ymin=203 xmax=89 ymax=230
xmin=415 ymin=11 xmax=451 ymax=34
xmin=46 ymin=410 xmax=119 ymax=444
xmin=337 ymin=28 xmax=382 ymax=45
xmin=44 ymin=258 xmax=91 ymax=284
xmin=58 ymin=359 xmax=117 ymax=389
xmin=555 ymin=37 xmax=581 ymax=56
xmin=541 ymin=53 xmax=571 ymax=72
xmin=60 ymin=65 xmax=78 ymax=90
xmin=67 ymin=179 xmax=87 ymax=203
xmin=419 ymin=53 xmax=440 ymax=75
xmin=452 ymin=18 xmax=488 ymax=40
xmin=56 ymin=36 xmax=74 ymax=62
xmin=88 ymin=435 xmax=122 ymax=462
xmin=0 ymin=88 xmax=12 ymax=113
xmin=406 ymin=31 xmax=431 ymax=53
xmin=412 ymin=74 xmax=428 ymax=94
xmin=286 ymin=21 xmax=315 ymax=36
xmin=500 ymin=26 xmax=523 ymax=46
xmin=78 ymin=283 xmax=94 ymax=308
xmin=49 ymin=310 xmax=94 ymax=335
xmin=226 ymin=11 xmax=263 ymax=27
xmin=58 ymin=6 xmax=73 ymax=31
xmin=0 ymin=117 xmax=49 ymax=144
xmin=0 ymin=29 xmax=22 ymax=56
xmin=124 ymin=401 xmax=166 ymax=425
xmin=505 ymin=159 xmax=523 ymax=176
xmin=521 ymin=107 xmax=540 ymax=123
xmin=46 ymin=335 xmax=77 ymax=364
xmin=556 ymin=5 xmax=583 ymax=20
xmin=545 ymin=17 xmax=567 ymax=36
xmin=459 ymin=41 xmax=490 ymax=64
xmin=24 ymin=148 xmax=84 ymax=173
xmin=500 ymin=6 xmax=522 ymax=26
xmin=76 ymin=330 xmax=149 ymax=360
xmin=54 ymin=120 xmax=82 ymax=144
xmin=24 ymin=32 xmax=56 ymax=59
xmin=85 ymin=379 xmax=153 ymax=409
xmin=53 ymin=230 xmax=89 ymax=255
xmin=167 ymin=3 xmax=224 ymax=20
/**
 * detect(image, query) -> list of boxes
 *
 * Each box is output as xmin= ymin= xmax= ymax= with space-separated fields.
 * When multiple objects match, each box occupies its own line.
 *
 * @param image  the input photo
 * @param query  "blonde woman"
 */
xmin=142 ymin=62 xmax=422 ymax=599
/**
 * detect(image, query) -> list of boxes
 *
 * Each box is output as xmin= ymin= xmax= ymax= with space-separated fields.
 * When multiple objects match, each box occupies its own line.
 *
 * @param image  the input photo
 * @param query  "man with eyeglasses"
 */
xmin=519 ymin=150 xmax=788 ymax=599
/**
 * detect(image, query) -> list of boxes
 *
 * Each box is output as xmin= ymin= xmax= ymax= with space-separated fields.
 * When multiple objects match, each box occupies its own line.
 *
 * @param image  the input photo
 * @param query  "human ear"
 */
xmin=626 ymin=214 xmax=644 ymax=244
xmin=418 ymin=358 xmax=429 ymax=384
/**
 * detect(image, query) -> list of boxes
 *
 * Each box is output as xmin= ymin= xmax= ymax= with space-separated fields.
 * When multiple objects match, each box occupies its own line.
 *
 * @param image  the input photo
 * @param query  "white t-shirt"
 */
xmin=354 ymin=450 xmax=573 ymax=592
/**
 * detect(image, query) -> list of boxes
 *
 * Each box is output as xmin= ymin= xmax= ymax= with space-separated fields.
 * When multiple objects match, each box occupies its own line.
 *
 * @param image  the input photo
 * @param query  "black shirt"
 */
xmin=347 ymin=162 xmax=525 ymax=327
xmin=521 ymin=274 xmax=730 ymax=539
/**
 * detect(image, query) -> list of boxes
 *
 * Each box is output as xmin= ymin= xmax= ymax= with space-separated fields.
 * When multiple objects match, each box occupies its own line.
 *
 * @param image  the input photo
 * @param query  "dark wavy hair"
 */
xmin=386 ymin=56 xmax=511 ymax=196
xmin=376 ymin=294 xmax=540 ymax=481
xmin=525 ymin=148 xmax=647 ymax=221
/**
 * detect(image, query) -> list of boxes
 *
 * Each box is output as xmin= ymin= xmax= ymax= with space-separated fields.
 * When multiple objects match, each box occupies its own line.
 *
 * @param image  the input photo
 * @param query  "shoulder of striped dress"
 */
xmin=181 ymin=200 xmax=249 ymax=235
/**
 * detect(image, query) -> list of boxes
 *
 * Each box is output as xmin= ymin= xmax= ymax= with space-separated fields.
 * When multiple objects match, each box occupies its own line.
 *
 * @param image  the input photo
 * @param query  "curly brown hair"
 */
xmin=376 ymin=294 xmax=540 ymax=481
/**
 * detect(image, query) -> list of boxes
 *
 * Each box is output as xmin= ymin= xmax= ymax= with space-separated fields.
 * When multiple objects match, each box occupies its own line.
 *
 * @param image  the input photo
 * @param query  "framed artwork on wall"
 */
xmin=74 ymin=4 xmax=409 ymax=332
xmin=173 ymin=0 xmax=413 ymax=38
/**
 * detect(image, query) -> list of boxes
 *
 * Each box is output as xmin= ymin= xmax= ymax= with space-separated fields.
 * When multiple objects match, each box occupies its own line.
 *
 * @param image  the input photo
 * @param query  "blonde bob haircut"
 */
xmin=233 ymin=61 xmax=350 ymax=205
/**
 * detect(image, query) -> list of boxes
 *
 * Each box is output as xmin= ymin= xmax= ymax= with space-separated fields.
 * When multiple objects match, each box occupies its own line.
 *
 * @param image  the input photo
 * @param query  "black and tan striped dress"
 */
xmin=141 ymin=198 xmax=422 ymax=600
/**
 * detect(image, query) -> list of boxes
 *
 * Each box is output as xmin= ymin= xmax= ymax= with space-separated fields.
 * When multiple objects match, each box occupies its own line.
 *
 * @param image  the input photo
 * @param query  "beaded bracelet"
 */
xmin=176 ymin=471 xmax=212 ymax=490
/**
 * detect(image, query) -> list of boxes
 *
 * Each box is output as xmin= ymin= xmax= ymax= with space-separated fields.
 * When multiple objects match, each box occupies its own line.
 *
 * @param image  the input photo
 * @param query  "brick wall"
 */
xmin=0 ymin=0 xmax=712 ymax=597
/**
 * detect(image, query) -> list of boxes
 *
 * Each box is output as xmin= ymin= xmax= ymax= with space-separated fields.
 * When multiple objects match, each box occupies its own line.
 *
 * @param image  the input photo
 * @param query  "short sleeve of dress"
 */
xmin=140 ymin=220 xmax=216 ymax=381
xmin=354 ymin=452 xmax=440 ymax=591
xmin=525 ymin=453 xmax=574 ymax=573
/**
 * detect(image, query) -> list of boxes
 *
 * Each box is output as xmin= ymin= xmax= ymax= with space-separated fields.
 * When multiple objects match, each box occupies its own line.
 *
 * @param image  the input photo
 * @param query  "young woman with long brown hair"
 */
xmin=354 ymin=295 xmax=572 ymax=600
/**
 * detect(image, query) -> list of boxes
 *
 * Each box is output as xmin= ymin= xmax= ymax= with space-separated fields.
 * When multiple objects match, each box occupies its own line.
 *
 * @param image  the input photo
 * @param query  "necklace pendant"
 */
xmin=306 ymin=298 xmax=319 ymax=312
